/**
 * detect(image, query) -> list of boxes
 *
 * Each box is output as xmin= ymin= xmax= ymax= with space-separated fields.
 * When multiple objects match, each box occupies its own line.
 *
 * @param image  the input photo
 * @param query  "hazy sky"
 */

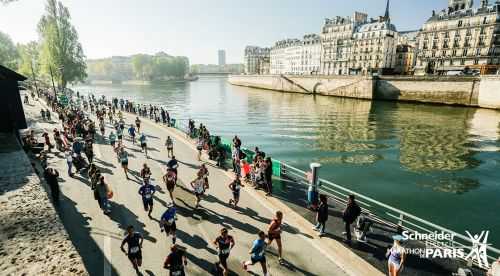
xmin=0 ymin=0 xmax=479 ymax=64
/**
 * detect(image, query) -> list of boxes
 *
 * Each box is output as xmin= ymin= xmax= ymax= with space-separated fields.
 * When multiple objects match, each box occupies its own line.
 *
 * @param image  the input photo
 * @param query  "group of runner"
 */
xmin=32 ymin=90 xmax=291 ymax=276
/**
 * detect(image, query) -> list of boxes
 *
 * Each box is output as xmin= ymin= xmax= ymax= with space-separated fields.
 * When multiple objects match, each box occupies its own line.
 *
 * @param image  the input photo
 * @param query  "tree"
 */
xmin=38 ymin=0 xmax=86 ymax=88
xmin=0 ymin=31 xmax=19 ymax=70
xmin=17 ymin=41 xmax=40 ymax=78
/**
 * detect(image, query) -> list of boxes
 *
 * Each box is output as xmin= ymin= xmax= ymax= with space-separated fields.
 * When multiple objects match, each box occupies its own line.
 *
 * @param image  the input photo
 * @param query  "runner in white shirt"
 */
xmin=190 ymin=171 xmax=209 ymax=208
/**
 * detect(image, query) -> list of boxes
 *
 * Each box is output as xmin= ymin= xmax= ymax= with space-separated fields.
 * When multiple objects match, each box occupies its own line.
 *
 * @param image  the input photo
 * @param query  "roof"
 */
xmin=0 ymin=65 xmax=27 ymax=81
xmin=357 ymin=21 xmax=397 ymax=33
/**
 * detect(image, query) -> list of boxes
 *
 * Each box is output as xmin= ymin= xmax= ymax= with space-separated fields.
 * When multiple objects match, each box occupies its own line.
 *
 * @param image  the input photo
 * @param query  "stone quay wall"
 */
xmin=228 ymin=74 xmax=500 ymax=109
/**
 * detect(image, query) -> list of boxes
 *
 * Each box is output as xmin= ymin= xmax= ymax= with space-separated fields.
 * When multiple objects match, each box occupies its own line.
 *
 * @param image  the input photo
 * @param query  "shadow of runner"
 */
xmin=57 ymin=194 xmax=121 ymax=276
xmin=107 ymin=201 xmax=157 ymax=243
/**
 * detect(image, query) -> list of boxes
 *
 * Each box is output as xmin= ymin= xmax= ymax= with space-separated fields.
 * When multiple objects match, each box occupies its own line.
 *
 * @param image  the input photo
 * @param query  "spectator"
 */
xmin=342 ymin=194 xmax=361 ymax=244
xmin=313 ymin=194 xmax=329 ymax=236
xmin=43 ymin=167 xmax=60 ymax=204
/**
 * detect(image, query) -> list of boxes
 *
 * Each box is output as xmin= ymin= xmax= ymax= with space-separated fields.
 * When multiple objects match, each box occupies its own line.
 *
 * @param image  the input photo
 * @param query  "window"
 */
xmin=476 ymin=48 xmax=481 ymax=56
xmin=483 ymin=17 xmax=488 ymax=25
xmin=463 ymin=49 xmax=468 ymax=56
xmin=474 ymin=59 xmax=479 ymax=65
xmin=458 ymin=20 xmax=463 ymax=27
xmin=461 ymin=59 xmax=465 ymax=65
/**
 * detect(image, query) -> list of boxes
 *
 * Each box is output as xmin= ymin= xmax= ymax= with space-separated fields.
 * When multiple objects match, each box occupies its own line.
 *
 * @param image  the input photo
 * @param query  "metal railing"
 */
xmin=168 ymin=117 xmax=500 ymax=270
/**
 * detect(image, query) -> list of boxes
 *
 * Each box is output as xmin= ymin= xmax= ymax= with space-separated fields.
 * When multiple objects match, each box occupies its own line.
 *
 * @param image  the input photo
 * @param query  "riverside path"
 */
xmin=22 ymin=93 xmax=381 ymax=276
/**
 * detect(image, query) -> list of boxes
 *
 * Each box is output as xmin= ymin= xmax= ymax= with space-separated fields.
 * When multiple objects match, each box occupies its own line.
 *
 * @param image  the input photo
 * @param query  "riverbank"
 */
xmin=228 ymin=74 xmax=500 ymax=109
xmin=89 ymin=79 xmax=189 ymax=85
xmin=0 ymin=130 xmax=87 ymax=275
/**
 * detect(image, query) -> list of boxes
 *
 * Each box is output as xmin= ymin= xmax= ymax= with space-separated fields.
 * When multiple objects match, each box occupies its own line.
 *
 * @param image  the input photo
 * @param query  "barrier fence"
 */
xmin=170 ymin=117 xmax=500 ymax=270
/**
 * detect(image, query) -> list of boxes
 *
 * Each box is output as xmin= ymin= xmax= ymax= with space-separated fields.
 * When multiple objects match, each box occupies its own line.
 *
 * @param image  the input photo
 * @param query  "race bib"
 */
xmin=172 ymin=271 xmax=182 ymax=276
xmin=221 ymin=248 xmax=231 ymax=254
xmin=130 ymin=246 xmax=139 ymax=253
xmin=145 ymin=194 xmax=152 ymax=199
xmin=167 ymin=218 xmax=174 ymax=224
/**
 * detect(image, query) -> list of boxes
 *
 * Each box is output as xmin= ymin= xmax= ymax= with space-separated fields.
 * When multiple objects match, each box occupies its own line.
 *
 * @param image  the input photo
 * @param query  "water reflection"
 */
xmin=417 ymin=177 xmax=481 ymax=195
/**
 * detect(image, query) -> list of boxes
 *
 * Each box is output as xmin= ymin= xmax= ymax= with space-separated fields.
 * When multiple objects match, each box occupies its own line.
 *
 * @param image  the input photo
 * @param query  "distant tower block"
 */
xmin=218 ymin=50 xmax=226 ymax=66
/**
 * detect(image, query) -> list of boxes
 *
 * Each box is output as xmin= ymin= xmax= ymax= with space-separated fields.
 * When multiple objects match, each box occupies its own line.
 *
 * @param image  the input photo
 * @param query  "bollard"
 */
xmin=307 ymin=163 xmax=321 ymax=210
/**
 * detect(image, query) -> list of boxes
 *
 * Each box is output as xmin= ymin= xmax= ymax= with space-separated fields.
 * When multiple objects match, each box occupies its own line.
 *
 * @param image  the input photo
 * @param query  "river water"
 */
xmin=73 ymin=76 xmax=500 ymax=246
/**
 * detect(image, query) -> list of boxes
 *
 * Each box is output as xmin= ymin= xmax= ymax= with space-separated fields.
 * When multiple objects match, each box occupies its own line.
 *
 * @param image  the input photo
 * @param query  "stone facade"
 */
xmin=415 ymin=0 xmax=500 ymax=75
xmin=244 ymin=46 xmax=270 ymax=75
xmin=320 ymin=0 xmax=398 ymax=75
xmin=395 ymin=31 xmax=418 ymax=74
xmin=270 ymin=34 xmax=321 ymax=75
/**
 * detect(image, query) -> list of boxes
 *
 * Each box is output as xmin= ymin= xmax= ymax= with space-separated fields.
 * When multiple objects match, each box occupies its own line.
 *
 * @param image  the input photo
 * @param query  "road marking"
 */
xmin=103 ymin=235 xmax=112 ymax=276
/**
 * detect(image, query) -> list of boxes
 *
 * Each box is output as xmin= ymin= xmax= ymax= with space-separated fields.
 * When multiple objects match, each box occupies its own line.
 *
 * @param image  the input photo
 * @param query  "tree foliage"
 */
xmin=17 ymin=41 xmax=40 ymax=78
xmin=0 ymin=31 xmax=19 ymax=70
xmin=87 ymin=53 xmax=189 ymax=81
xmin=38 ymin=0 xmax=86 ymax=88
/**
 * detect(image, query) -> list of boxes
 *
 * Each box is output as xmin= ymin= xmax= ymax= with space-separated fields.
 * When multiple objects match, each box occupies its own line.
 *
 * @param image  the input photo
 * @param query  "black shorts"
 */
xmin=118 ymin=135 xmax=123 ymax=140
xmin=128 ymin=250 xmax=142 ymax=261
xmin=250 ymin=256 xmax=266 ymax=265
xmin=195 ymin=191 xmax=204 ymax=198
xmin=164 ymin=221 xmax=177 ymax=233
xmin=121 ymin=161 xmax=128 ymax=166
xmin=111 ymin=141 xmax=116 ymax=146
xmin=232 ymin=192 xmax=240 ymax=199
xmin=142 ymin=197 xmax=153 ymax=209
xmin=218 ymin=254 xmax=229 ymax=269
xmin=141 ymin=143 xmax=147 ymax=148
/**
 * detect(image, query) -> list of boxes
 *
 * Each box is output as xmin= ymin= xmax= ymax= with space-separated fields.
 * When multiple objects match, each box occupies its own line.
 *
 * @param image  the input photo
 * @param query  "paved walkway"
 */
xmin=24 ymin=96 xmax=382 ymax=276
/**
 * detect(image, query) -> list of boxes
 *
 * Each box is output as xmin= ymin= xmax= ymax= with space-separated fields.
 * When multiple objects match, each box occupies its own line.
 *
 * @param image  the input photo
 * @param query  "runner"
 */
xmin=165 ymin=136 xmax=174 ymax=158
xmin=196 ymin=137 xmax=204 ymax=161
xmin=138 ymin=177 xmax=156 ymax=218
xmin=140 ymin=163 xmax=152 ymax=180
xmin=213 ymin=228 xmax=235 ymax=276
xmin=267 ymin=210 xmax=284 ymax=263
xmin=128 ymin=124 xmax=136 ymax=144
xmin=228 ymin=175 xmax=244 ymax=208
xmin=116 ymin=126 xmax=124 ymax=146
xmin=99 ymin=120 xmax=105 ymax=136
xmin=167 ymin=156 xmax=179 ymax=176
xmin=120 ymin=225 xmax=144 ymax=273
xmin=135 ymin=117 xmax=141 ymax=133
xmin=164 ymin=244 xmax=187 ymax=276
xmin=163 ymin=169 xmax=177 ymax=204
xmin=118 ymin=147 xmax=130 ymax=179
xmin=242 ymin=231 xmax=268 ymax=275
xmin=139 ymin=132 xmax=148 ymax=158
xmin=190 ymin=171 xmax=209 ymax=208
xmin=160 ymin=203 xmax=177 ymax=244
xmin=109 ymin=131 xmax=117 ymax=149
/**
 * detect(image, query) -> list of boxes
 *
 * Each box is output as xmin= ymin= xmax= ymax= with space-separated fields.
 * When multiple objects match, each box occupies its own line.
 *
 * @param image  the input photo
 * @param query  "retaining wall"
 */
xmin=229 ymin=75 xmax=500 ymax=109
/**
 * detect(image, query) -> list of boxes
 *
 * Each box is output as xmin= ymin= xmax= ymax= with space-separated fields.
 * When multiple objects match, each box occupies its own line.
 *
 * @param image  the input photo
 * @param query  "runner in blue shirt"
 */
xmin=242 ymin=231 xmax=268 ymax=275
xmin=161 ymin=204 xmax=177 ymax=244
xmin=128 ymin=124 xmax=136 ymax=144
xmin=138 ymin=178 xmax=156 ymax=217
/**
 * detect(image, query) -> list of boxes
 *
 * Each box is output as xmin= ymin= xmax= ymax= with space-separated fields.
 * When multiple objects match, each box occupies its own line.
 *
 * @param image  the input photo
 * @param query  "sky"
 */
xmin=0 ymin=0 xmax=481 ymax=64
